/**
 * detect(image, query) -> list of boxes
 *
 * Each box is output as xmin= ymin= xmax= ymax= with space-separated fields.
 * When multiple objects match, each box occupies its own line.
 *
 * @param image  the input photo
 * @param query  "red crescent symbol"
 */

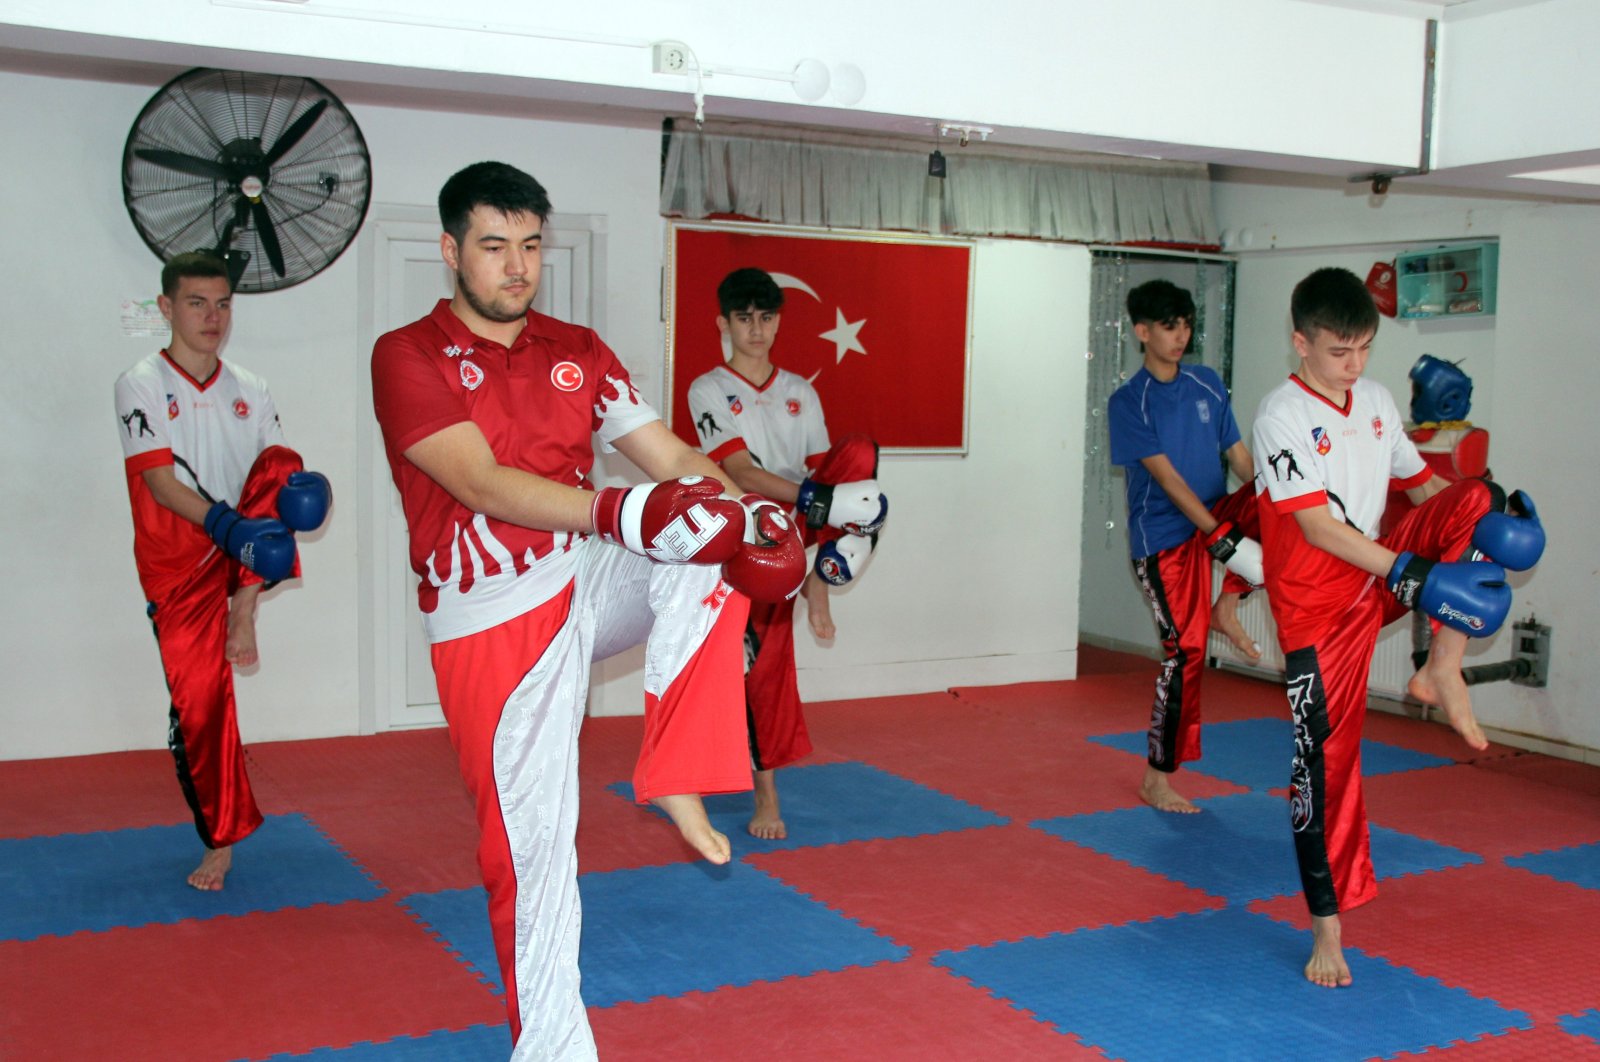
xmin=551 ymin=362 xmax=583 ymax=391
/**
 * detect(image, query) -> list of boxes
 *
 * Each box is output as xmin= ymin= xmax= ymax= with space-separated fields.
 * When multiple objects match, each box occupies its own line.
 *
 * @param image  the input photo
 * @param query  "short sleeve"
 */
xmin=1253 ymin=412 xmax=1326 ymax=511
xmin=255 ymin=384 xmax=290 ymax=451
xmin=371 ymin=329 xmax=470 ymax=457
xmin=801 ymin=379 xmax=830 ymax=464
xmin=687 ymin=371 xmax=744 ymax=459
xmin=1107 ymin=387 xmax=1160 ymax=467
xmin=1384 ymin=392 xmax=1428 ymax=485
xmin=113 ymin=370 xmax=172 ymax=470
xmin=589 ymin=338 xmax=660 ymax=452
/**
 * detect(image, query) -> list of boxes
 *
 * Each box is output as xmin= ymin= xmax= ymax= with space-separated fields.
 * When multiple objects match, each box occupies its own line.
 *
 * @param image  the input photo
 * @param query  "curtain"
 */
xmin=661 ymin=128 xmax=1217 ymax=246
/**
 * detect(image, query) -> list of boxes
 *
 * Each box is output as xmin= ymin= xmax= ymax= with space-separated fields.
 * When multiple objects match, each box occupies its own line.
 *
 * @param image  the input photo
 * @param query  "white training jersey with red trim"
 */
xmin=372 ymin=300 xmax=658 ymax=643
xmin=114 ymin=351 xmax=287 ymax=594
xmin=1252 ymin=375 xmax=1429 ymax=649
xmin=686 ymin=365 xmax=829 ymax=482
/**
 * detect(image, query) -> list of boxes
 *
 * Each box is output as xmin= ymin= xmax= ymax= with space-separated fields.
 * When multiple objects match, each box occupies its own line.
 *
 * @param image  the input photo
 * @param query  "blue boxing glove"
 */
xmin=1387 ymin=552 xmax=1510 ymax=637
xmin=277 ymin=470 xmax=332 ymax=532
xmin=1471 ymin=489 xmax=1544 ymax=572
xmin=795 ymin=477 xmax=888 ymax=536
xmin=814 ymin=533 xmax=877 ymax=587
xmin=204 ymin=502 xmax=297 ymax=582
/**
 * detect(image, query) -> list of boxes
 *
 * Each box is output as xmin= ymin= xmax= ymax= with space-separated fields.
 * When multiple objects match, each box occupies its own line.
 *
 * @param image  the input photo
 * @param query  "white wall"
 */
xmin=0 ymin=65 xmax=1086 ymax=759
xmin=1214 ymin=172 xmax=1600 ymax=754
xmin=5 ymin=0 xmax=1429 ymax=169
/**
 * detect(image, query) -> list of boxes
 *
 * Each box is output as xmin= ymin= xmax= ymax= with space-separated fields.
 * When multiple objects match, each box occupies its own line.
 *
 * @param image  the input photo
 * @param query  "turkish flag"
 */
xmin=668 ymin=224 xmax=972 ymax=452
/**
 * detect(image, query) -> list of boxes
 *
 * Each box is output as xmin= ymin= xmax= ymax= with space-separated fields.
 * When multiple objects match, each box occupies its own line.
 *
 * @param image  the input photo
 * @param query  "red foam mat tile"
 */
xmin=1366 ymin=760 xmax=1600 ymax=862
xmin=0 ymin=900 xmax=505 ymax=1062
xmin=809 ymin=694 xmax=1244 ymax=821
xmin=590 ymin=959 xmax=1107 ymax=1062
xmin=1361 ymin=708 xmax=1516 ymax=763
xmin=747 ymin=821 xmax=1224 ymax=957
xmin=245 ymin=728 xmax=465 ymax=813
xmin=1251 ymin=862 xmax=1600 ymax=1024
xmin=0 ymin=749 xmax=191 ymax=839
xmin=309 ymin=794 xmax=483 ymax=896
xmin=1401 ymin=1024 xmax=1600 ymax=1060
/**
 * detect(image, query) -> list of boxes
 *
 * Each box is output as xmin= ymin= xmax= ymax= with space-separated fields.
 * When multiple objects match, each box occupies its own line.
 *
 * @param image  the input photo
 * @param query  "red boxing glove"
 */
xmin=590 ymin=477 xmax=745 ymax=564
xmin=722 ymin=495 xmax=806 ymax=602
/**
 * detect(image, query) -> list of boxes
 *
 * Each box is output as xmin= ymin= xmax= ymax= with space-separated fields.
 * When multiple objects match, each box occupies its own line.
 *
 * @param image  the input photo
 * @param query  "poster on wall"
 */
xmin=666 ymin=222 xmax=974 ymax=454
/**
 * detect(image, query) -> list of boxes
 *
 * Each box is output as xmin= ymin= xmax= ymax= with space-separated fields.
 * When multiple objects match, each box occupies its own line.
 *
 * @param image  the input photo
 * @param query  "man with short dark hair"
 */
xmin=114 ymin=252 xmax=330 ymax=891
xmin=1253 ymin=266 xmax=1543 ymax=987
xmin=371 ymin=162 xmax=803 ymax=1059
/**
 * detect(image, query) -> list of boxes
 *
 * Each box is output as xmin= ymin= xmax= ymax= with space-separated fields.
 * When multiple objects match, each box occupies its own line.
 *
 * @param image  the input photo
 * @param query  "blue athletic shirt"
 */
xmin=1107 ymin=364 xmax=1241 ymax=559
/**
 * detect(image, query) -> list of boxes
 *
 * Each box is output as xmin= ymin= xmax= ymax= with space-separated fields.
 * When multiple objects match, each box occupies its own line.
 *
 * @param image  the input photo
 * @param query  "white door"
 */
xmin=357 ymin=206 xmax=601 ymax=731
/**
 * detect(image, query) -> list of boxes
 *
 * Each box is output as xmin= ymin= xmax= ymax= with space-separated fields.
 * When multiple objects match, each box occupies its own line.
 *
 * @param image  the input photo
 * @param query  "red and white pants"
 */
xmin=1131 ymin=482 xmax=1260 ymax=772
xmin=429 ymin=541 xmax=750 ymax=1059
xmin=1283 ymin=477 xmax=1494 ymax=917
xmin=743 ymin=434 xmax=879 ymax=773
xmin=146 ymin=445 xmax=304 ymax=850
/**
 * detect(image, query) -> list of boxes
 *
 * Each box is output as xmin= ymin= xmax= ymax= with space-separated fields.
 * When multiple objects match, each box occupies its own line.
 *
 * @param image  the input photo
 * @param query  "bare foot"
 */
xmin=1306 ymin=914 xmax=1352 ymax=987
xmin=804 ymin=575 xmax=835 ymax=640
xmin=651 ymin=793 xmax=731 ymax=864
xmin=747 ymin=769 xmax=787 ymax=840
xmin=1139 ymin=765 xmax=1200 ymax=813
xmin=225 ymin=587 xmax=261 ymax=669
xmin=188 ymin=846 xmax=232 ymax=891
xmin=1408 ymin=665 xmax=1487 ymax=751
xmin=1211 ymin=593 xmax=1261 ymax=661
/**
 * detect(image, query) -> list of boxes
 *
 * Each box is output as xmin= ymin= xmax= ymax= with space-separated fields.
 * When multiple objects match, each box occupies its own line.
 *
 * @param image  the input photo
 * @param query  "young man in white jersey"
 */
xmin=371 ymin=165 xmax=803 ymax=1059
xmin=114 ymin=253 xmax=331 ymax=891
xmin=1252 ymin=267 xmax=1543 ymax=988
xmin=687 ymin=268 xmax=887 ymax=839
xmin=1107 ymin=279 xmax=1264 ymax=815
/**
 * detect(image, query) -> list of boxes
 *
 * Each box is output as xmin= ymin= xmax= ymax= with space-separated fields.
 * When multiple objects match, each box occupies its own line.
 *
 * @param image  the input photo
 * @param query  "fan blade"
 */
xmin=134 ymin=148 xmax=231 ymax=181
xmin=263 ymin=99 xmax=329 ymax=167
xmin=250 ymin=197 xmax=287 ymax=278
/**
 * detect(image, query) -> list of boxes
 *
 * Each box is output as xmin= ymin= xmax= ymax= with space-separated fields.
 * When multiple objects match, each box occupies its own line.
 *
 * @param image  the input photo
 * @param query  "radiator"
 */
xmin=1207 ymin=576 xmax=1416 ymax=699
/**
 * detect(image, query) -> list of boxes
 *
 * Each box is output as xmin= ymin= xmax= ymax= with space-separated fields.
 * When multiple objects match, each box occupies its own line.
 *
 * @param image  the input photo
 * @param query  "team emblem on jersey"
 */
xmin=726 ymin=395 xmax=743 ymax=415
xmin=1312 ymin=426 xmax=1332 ymax=455
xmin=232 ymin=398 xmax=251 ymax=419
xmin=460 ymin=360 xmax=484 ymax=391
xmin=166 ymin=393 xmax=179 ymax=420
xmin=1196 ymin=400 xmax=1210 ymax=424
xmin=1372 ymin=416 xmax=1384 ymax=439
xmin=786 ymin=398 xmax=802 ymax=416
xmin=551 ymin=361 xmax=583 ymax=392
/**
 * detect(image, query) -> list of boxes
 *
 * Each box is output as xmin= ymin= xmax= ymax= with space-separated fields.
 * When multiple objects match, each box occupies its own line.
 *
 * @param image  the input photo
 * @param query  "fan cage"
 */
xmin=122 ymin=68 xmax=372 ymax=294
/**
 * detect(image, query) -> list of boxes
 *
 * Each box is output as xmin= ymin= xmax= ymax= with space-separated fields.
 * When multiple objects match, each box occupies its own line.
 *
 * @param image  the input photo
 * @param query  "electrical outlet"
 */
xmin=652 ymin=43 xmax=689 ymax=74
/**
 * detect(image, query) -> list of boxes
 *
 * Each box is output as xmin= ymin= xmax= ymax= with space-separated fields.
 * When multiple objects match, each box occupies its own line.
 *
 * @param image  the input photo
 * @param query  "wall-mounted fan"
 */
xmin=122 ymin=67 xmax=372 ymax=293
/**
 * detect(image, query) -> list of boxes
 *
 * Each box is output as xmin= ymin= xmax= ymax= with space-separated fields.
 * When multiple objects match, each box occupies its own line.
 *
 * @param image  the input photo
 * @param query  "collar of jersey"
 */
xmin=427 ymin=298 xmax=564 ymax=358
xmin=1289 ymin=373 xmax=1354 ymax=416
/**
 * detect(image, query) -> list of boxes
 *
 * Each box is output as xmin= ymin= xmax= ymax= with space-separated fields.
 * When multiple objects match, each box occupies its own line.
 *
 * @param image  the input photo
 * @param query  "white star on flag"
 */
xmin=820 ymin=308 xmax=867 ymax=364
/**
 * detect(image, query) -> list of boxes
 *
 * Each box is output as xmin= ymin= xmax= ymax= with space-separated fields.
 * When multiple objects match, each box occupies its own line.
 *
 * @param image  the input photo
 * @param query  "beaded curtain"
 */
xmin=1083 ymin=252 xmax=1236 ymax=552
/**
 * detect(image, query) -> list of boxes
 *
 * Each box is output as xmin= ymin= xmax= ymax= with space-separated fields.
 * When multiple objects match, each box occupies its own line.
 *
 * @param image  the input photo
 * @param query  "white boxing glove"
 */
xmin=1204 ymin=521 xmax=1264 ymax=587
xmin=814 ymin=533 xmax=877 ymax=586
xmin=795 ymin=477 xmax=888 ymax=536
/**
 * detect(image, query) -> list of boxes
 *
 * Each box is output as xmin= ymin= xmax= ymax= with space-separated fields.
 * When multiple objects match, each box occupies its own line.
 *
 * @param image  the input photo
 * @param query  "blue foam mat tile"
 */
xmin=608 ymin=760 xmax=1007 ymax=854
xmin=579 ymin=860 xmax=909 ymax=1006
xmin=1506 ymin=840 xmax=1600 ymax=892
xmin=1562 ymin=1009 xmax=1600 ymax=1044
xmin=242 ymin=1023 xmax=511 ymax=1061
xmin=1089 ymin=717 xmax=1454 ymax=791
xmin=0 ymin=813 xmax=384 ymax=940
xmin=1034 ymin=791 xmax=1480 ymax=904
xmin=934 ymin=907 xmax=1530 ymax=1062
xmin=402 ymin=888 xmax=504 ymax=993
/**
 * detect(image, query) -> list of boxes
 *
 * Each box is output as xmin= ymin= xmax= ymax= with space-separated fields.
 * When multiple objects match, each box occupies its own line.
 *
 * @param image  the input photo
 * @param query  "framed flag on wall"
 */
xmin=666 ymin=222 xmax=974 ymax=454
